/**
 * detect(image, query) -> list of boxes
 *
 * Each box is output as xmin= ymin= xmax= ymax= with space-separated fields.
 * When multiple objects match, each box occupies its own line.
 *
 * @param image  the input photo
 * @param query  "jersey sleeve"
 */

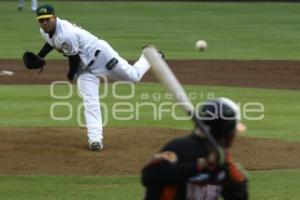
xmin=60 ymin=34 xmax=79 ymax=56
xmin=222 ymin=154 xmax=249 ymax=200
xmin=141 ymin=140 xmax=200 ymax=188
xmin=222 ymin=178 xmax=248 ymax=200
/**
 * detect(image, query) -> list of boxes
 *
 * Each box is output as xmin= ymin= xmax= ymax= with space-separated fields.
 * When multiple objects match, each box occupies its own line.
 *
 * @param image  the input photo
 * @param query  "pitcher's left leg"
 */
xmin=94 ymin=40 xmax=151 ymax=82
xmin=132 ymin=54 xmax=151 ymax=81
xmin=108 ymin=54 xmax=151 ymax=82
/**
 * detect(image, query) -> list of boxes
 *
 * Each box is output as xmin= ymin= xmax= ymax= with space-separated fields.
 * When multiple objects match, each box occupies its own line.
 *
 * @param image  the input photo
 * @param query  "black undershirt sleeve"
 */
xmin=37 ymin=42 xmax=53 ymax=58
xmin=222 ymin=180 xmax=248 ymax=200
xmin=67 ymin=54 xmax=81 ymax=81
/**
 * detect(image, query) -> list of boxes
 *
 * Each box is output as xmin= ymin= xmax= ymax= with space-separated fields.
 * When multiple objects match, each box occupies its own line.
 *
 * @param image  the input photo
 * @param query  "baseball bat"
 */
xmin=143 ymin=46 xmax=220 ymax=151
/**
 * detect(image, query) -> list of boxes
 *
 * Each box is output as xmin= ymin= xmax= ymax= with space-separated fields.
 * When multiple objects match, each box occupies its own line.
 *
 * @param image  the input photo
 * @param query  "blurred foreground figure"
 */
xmin=142 ymin=97 xmax=249 ymax=200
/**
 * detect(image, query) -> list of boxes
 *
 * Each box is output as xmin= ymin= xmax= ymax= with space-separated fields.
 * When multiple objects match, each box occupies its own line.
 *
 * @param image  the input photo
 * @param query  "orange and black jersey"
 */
xmin=141 ymin=133 xmax=248 ymax=200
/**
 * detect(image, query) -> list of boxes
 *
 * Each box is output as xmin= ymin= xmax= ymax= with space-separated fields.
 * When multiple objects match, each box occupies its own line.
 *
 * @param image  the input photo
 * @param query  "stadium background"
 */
xmin=0 ymin=1 xmax=299 ymax=199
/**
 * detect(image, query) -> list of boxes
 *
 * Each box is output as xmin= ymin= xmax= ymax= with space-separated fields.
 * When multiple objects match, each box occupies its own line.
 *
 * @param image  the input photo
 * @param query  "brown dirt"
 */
xmin=1 ymin=59 xmax=300 ymax=89
xmin=0 ymin=59 xmax=299 ymax=175
xmin=0 ymin=127 xmax=299 ymax=175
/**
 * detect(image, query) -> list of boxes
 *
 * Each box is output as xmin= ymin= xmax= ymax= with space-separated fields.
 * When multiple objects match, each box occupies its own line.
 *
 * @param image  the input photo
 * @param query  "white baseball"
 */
xmin=1 ymin=70 xmax=14 ymax=76
xmin=195 ymin=40 xmax=207 ymax=51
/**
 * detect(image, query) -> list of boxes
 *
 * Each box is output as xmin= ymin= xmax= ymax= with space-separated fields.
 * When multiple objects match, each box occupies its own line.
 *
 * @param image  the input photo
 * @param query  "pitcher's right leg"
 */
xmin=77 ymin=72 xmax=103 ymax=151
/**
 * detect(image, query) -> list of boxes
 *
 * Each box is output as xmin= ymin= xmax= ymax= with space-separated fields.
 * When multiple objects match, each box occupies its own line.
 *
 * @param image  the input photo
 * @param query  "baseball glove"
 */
xmin=23 ymin=51 xmax=45 ymax=70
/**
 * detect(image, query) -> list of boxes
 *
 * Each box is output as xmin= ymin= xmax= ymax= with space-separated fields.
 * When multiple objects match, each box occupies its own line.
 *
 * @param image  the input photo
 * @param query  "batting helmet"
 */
xmin=198 ymin=97 xmax=245 ymax=139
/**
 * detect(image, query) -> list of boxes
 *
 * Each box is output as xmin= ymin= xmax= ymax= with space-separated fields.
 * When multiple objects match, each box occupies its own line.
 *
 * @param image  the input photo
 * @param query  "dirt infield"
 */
xmin=0 ymin=127 xmax=299 ymax=175
xmin=0 ymin=59 xmax=299 ymax=175
xmin=1 ymin=59 xmax=300 ymax=89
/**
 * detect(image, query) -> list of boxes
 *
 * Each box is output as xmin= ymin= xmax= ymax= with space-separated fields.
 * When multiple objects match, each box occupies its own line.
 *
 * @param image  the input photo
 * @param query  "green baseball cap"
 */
xmin=36 ymin=4 xmax=55 ymax=20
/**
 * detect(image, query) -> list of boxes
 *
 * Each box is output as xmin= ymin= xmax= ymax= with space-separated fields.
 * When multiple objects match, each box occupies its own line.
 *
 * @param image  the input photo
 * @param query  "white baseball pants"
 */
xmin=77 ymin=40 xmax=150 ymax=146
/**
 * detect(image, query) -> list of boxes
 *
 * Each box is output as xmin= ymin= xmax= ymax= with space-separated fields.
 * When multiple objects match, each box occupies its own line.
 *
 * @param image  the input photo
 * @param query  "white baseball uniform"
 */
xmin=40 ymin=18 xmax=150 ymax=147
xmin=18 ymin=0 xmax=38 ymax=11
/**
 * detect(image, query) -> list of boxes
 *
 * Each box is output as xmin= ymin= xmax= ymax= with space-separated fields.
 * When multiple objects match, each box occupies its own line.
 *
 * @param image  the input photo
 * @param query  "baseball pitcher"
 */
xmin=23 ymin=4 xmax=155 ymax=151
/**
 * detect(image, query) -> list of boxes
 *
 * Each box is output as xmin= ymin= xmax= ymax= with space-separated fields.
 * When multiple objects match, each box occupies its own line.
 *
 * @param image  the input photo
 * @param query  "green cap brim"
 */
xmin=36 ymin=14 xmax=53 ymax=20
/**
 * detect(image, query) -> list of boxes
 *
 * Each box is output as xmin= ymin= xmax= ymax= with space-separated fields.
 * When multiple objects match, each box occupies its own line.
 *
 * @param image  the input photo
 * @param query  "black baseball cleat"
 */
xmin=142 ymin=44 xmax=165 ymax=60
xmin=89 ymin=142 xmax=103 ymax=152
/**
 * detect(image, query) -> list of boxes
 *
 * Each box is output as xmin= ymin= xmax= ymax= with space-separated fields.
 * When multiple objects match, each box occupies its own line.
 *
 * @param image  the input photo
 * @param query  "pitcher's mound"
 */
xmin=0 ymin=127 xmax=299 ymax=175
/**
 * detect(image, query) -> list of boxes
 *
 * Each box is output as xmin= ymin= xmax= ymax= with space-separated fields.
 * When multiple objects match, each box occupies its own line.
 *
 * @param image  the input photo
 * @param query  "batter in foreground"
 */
xmin=142 ymin=98 xmax=249 ymax=200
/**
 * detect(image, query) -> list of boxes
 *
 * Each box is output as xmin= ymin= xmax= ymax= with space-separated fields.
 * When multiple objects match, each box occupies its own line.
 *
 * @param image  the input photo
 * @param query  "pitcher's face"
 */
xmin=38 ymin=16 xmax=56 ymax=33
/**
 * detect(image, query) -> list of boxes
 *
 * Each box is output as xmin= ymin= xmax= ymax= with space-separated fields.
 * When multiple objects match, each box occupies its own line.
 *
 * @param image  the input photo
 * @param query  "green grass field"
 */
xmin=0 ymin=170 xmax=299 ymax=200
xmin=0 ymin=1 xmax=299 ymax=200
xmin=1 ymin=83 xmax=300 ymax=141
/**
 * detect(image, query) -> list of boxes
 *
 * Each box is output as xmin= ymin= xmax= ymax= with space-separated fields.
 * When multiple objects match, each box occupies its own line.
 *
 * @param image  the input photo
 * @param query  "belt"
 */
xmin=87 ymin=50 xmax=101 ymax=67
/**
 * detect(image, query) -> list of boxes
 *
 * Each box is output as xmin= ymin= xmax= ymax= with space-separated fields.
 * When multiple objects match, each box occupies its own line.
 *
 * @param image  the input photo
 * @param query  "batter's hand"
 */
xmin=197 ymin=148 xmax=225 ymax=171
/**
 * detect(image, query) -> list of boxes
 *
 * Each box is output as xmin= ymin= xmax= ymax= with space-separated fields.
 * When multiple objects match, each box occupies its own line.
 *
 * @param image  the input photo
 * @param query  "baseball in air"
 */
xmin=195 ymin=40 xmax=207 ymax=51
